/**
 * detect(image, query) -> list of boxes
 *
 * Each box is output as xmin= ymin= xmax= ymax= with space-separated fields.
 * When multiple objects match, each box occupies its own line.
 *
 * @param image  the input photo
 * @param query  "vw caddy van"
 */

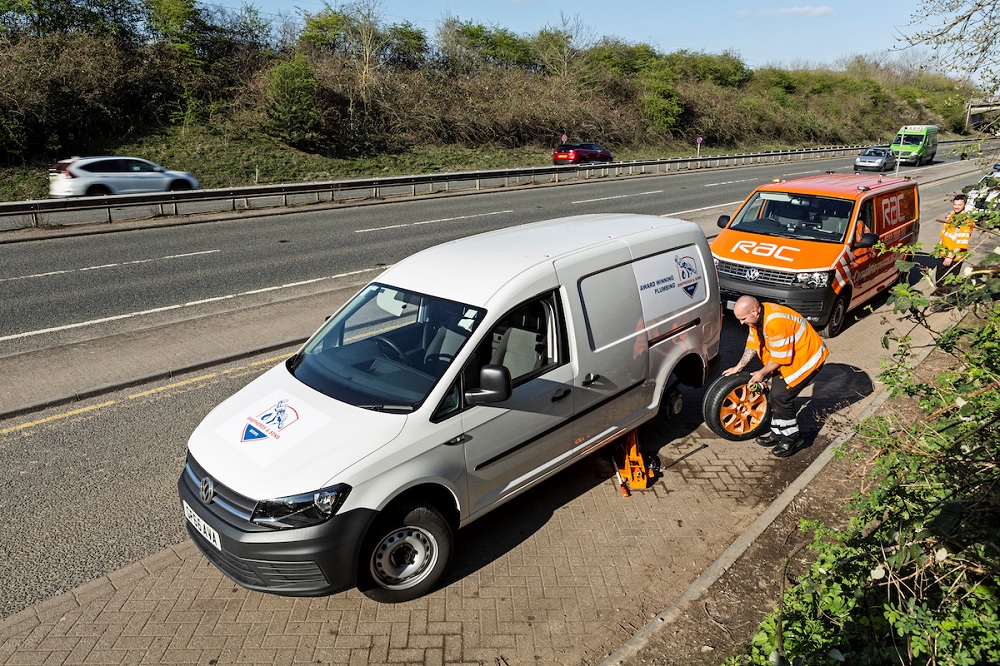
xmin=179 ymin=213 xmax=722 ymax=603
xmin=711 ymin=173 xmax=919 ymax=337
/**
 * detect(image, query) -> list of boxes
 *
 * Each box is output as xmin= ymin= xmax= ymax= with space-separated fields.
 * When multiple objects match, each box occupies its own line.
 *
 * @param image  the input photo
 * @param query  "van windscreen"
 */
xmin=728 ymin=192 xmax=855 ymax=244
xmin=289 ymin=284 xmax=484 ymax=411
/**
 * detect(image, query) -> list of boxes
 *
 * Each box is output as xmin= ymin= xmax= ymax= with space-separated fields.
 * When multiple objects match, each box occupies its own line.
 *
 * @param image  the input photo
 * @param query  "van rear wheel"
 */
xmin=701 ymin=372 xmax=771 ymax=441
xmin=358 ymin=503 xmax=453 ymax=603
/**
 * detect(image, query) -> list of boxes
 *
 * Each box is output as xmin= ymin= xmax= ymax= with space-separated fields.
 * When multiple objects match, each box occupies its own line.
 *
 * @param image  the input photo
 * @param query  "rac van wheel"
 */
xmin=818 ymin=294 xmax=848 ymax=338
xmin=701 ymin=372 xmax=771 ymax=441
xmin=359 ymin=503 xmax=453 ymax=603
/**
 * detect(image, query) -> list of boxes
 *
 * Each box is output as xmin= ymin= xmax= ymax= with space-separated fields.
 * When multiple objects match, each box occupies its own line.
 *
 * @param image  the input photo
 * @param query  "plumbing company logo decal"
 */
xmin=214 ymin=391 xmax=333 ymax=468
xmin=242 ymin=399 xmax=299 ymax=442
xmin=676 ymin=254 xmax=703 ymax=297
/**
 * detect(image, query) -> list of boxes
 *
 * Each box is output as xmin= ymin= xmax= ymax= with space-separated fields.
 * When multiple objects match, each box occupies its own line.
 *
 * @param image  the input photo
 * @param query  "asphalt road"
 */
xmin=0 ymin=155 xmax=989 ymax=621
xmin=0 ymin=155 xmax=940 ymax=356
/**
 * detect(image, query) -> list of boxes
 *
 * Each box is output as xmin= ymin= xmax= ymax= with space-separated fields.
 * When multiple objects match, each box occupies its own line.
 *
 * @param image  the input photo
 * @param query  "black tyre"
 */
xmin=701 ymin=372 xmax=771 ymax=441
xmin=85 ymin=185 xmax=111 ymax=196
xmin=358 ymin=503 xmax=453 ymax=603
xmin=818 ymin=293 xmax=848 ymax=338
xmin=168 ymin=180 xmax=193 ymax=191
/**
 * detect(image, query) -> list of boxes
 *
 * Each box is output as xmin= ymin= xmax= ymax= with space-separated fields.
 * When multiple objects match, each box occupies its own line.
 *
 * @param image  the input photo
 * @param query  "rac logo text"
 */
xmin=730 ymin=240 xmax=800 ymax=262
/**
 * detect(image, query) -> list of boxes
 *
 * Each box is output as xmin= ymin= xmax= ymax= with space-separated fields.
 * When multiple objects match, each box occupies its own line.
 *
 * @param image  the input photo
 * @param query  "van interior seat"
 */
xmin=422 ymin=302 xmax=468 ymax=372
xmin=820 ymin=201 xmax=854 ymax=236
xmin=491 ymin=313 xmax=546 ymax=377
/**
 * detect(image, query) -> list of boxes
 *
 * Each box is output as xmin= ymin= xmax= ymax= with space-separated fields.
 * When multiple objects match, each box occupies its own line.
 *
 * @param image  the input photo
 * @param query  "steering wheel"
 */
xmin=373 ymin=336 xmax=407 ymax=363
xmin=423 ymin=353 xmax=454 ymax=369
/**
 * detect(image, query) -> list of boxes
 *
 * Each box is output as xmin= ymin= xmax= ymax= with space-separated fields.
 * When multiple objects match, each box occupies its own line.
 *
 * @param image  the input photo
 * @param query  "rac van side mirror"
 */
xmin=717 ymin=215 xmax=731 ymax=228
xmin=465 ymin=364 xmax=512 ymax=405
xmin=854 ymin=232 xmax=880 ymax=249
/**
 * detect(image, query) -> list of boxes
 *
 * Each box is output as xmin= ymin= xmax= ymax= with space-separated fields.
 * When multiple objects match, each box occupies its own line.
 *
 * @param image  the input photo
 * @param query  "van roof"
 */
xmin=375 ymin=213 xmax=699 ymax=307
xmin=756 ymin=173 xmax=914 ymax=199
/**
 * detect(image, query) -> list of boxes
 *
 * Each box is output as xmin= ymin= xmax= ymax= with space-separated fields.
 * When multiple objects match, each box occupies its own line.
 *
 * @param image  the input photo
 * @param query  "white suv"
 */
xmin=48 ymin=156 xmax=199 ymax=197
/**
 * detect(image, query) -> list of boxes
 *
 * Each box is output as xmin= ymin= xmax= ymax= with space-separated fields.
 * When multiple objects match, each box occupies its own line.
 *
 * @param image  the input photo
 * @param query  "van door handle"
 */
xmin=444 ymin=434 xmax=470 ymax=446
xmin=551 ymin=388 xmax=571 ymax=402
xmin=582 ymin=373 xmax=601 ymax=386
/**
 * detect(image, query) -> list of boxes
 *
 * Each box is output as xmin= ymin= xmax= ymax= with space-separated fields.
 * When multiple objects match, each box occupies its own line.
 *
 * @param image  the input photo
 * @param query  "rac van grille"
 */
xmin=716 ymin=260 xmax=796 ymax=286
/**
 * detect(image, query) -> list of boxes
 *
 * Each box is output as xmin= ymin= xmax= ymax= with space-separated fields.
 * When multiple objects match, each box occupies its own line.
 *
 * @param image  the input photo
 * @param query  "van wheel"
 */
xmin=818 ymin=294 xmax=848 ymax=338
xmin=358 ymin=503 xmax=453 ymax=603
xmin=701 ymin=372 xmax=771 ymax=441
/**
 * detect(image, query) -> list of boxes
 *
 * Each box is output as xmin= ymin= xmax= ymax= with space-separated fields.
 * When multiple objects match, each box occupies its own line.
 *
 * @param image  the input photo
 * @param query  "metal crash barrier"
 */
xmin=0 ymin=141 xmax=973 ymax=232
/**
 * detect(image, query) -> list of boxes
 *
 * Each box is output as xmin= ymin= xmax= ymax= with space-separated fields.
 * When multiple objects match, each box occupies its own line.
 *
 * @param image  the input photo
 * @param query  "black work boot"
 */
xmin=755 ymin=431 xmax=780 ymax=447
xmin=771 ymin=435 xmax=804 ymax=458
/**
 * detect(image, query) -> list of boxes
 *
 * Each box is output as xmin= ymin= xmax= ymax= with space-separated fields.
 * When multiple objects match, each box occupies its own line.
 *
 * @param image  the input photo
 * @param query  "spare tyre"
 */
xmin=701 ymin=372 xmax=771 ymax=441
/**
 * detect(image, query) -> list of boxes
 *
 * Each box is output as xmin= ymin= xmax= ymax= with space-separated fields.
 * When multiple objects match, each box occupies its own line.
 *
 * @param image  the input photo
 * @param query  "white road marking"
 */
xmin=355 ymin=210 xmax=513 ymax=233
xmin=571 ymin=190 xmax=662 ymax=204
xmin=0 ymin=267 xmax=381 ymax=343
xmin=704 ymin=179 xmax=757 ymax=187
xmin=1 ymin=250 xmax=221 ymax=283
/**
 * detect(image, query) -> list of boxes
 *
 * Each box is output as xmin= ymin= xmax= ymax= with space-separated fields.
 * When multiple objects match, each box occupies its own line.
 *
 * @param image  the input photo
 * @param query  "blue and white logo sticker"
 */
xmin=241 ymin=399 xmax=299 ymax=442
xmin=216 ymin=391 xmax=333 ymax=468
xmin=676 ymin=255 xmax=703 ymax=298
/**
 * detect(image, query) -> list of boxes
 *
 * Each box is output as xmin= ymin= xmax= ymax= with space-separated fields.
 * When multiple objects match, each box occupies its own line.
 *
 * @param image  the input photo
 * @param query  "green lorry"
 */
xmin=890 ymin=125 xmax=938 ymax=166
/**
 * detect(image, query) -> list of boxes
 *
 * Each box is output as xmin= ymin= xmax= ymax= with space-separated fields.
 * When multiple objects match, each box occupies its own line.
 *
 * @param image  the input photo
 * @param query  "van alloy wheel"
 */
xmin=701 ymin=372 xmax=771 ymax=441
xmin=360 ymin=503 xmax=453 ymax=603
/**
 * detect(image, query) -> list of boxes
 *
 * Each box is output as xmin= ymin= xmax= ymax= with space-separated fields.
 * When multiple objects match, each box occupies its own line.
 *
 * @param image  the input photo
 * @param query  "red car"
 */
xmin=553 ymin=142 xmax=613 ymax=165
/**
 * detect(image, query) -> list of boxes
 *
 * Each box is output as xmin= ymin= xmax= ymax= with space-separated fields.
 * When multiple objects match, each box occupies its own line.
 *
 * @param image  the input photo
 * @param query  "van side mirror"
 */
xmin=854 ymin=232 xmax=880 ymax=249
xmin=465 ymin=364 xmax=512 ymax=405
xmin=717 ymin=215 xmax=731 ymax=228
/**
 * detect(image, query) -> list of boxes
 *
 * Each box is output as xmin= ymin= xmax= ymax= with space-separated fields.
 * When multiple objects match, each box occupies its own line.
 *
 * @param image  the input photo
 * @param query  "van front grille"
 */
xmin=715 ymin=260 xmax=795 ymax=286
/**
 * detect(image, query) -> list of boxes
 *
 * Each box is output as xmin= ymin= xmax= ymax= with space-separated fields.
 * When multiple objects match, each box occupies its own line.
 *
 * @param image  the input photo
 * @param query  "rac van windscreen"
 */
xmin=288 ymin=283 xmax=484 ymax=411
xmin=725 ymin=191 xmax=854 ymax=245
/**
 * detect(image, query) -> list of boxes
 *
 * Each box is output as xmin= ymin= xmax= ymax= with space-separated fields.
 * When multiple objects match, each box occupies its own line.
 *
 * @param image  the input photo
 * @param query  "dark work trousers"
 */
xmin=934 ymin=255 xmax=965 ymax=291
xmin=768 ymin=366 xmax=822 ymax=440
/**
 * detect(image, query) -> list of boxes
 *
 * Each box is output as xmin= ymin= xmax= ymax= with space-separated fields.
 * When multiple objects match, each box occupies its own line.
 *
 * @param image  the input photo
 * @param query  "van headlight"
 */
xmin=794 ymin=271 xmax=831 ymax=288
xmin=251 ymin=484 xmax=351 ymax=529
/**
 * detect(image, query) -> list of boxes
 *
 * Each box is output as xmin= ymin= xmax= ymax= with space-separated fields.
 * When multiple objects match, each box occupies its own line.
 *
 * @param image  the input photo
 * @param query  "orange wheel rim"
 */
xmin=718 ymin=384 xmax=768 ymax=435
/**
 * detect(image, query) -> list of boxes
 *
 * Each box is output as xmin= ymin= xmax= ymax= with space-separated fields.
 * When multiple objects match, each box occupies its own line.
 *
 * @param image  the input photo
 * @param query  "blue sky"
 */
xmin=205 ymin=0 xmax=929 ymax=69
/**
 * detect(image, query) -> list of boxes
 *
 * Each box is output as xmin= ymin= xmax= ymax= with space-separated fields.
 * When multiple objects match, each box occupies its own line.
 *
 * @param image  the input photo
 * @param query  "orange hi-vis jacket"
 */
xmin=747 ymin=303 xmax=829 ymax=388
xmin=939 ymin=211 xmax=974 ymax=259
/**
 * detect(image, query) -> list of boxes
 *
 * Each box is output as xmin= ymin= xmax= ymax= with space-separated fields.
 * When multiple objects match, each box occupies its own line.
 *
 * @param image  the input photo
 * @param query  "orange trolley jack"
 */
xmin=612 ymin=430 xmax=653 ymax=497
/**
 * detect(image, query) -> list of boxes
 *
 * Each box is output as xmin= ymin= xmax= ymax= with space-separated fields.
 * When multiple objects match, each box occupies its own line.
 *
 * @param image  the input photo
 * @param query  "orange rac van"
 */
xmin=711 ymin=173 xmax=919 ymax=337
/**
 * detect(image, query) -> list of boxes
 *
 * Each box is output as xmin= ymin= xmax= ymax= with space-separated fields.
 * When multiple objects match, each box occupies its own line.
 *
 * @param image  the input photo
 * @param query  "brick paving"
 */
xmin=0 ymin=392 xmax=835 ymax=665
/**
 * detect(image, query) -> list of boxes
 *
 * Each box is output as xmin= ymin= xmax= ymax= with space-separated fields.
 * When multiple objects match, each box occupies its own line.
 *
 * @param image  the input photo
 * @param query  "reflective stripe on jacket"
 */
xmin=939 ymin=211 xmax=974 ymax=258
xmin=747 ymin=303 xmax=829 ymax=388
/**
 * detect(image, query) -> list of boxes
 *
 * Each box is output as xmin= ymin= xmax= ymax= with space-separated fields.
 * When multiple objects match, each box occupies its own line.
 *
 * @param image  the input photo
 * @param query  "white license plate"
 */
xmin=725 ymin=300 xmax=736 ymax=310
xmin=183 ymin=500 xmax=222 ymax=551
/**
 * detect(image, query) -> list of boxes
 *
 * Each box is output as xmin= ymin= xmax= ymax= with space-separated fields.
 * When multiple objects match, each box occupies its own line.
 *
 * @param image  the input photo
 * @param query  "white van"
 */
xmin=179 ymin=213 xmax=722 ymax=602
